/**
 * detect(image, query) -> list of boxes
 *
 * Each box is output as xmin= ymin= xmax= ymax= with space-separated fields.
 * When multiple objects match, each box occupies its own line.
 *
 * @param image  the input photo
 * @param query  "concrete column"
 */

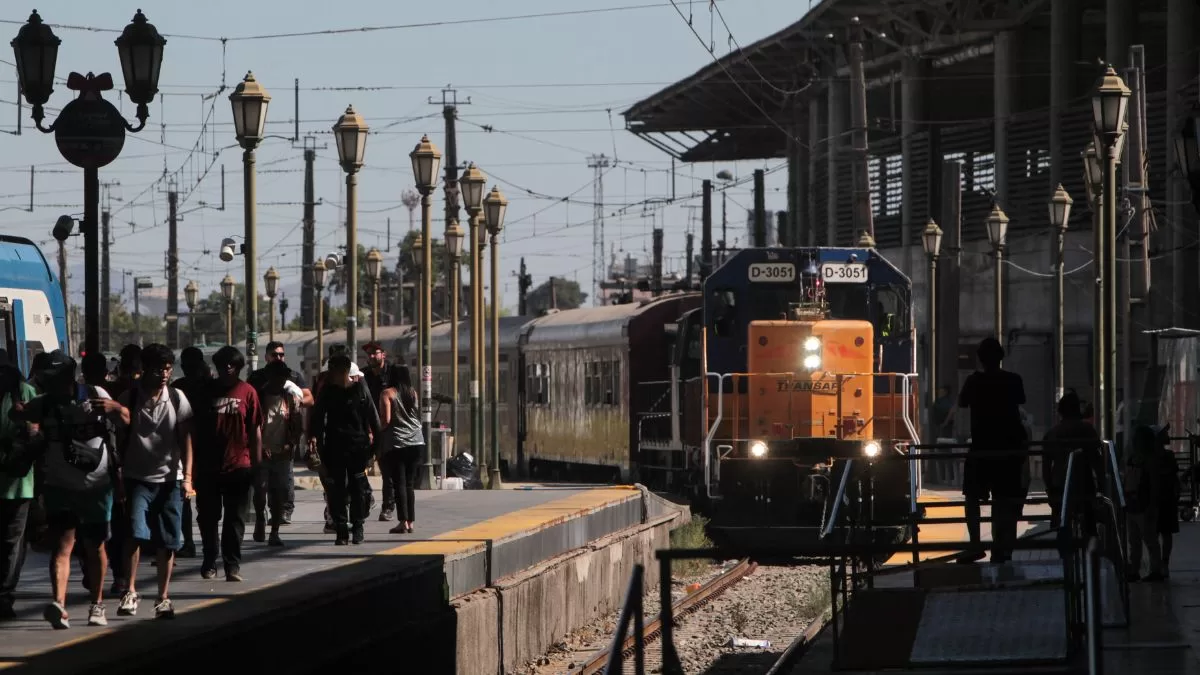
xmin=1106 ymin=0 xmax=1134 ymax=69
xmin=1048 ymin=0 xmax=1074 ymax=191
xmin=901 ymin=56 xmax=924 ymax=274
xmin=1166 ymin=0 xmax=1198 ymax=327
xmin=807 ymin=95 xmax=822 ymax=247
xmin=993 ymin=32 xmax=1014 ymax=209
xmin=827 ymin=65 xmax=845 ymax=247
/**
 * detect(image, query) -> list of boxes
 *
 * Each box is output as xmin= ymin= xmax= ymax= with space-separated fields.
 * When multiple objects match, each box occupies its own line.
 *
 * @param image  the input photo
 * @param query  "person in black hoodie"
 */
xmin=309 ymin=354 xmax=380 ymax=545
xmin=1042 ymin=390 xmax=1100 ymax=530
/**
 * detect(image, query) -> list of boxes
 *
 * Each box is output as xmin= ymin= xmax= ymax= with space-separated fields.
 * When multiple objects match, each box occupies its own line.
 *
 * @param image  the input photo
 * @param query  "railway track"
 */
xmin=578 ymin=558 xmax=758 ymax=674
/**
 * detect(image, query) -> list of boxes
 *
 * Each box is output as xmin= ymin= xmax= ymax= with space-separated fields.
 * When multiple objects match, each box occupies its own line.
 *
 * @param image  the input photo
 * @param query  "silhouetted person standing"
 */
xmin=957 ymin=338 xmax=1027 ymax=564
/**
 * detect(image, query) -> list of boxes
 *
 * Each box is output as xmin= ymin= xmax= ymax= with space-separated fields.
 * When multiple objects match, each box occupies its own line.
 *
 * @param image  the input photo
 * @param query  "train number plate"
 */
xmin=748 ymin=262 xmax=795 ymax=282
xmin=821 ymin=262 xmax=868 ymax=283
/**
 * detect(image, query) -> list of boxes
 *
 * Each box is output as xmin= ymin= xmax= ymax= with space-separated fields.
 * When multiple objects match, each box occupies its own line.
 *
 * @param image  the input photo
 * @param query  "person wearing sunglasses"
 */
xmin=247 ymin=342 xmax=312 ymax=531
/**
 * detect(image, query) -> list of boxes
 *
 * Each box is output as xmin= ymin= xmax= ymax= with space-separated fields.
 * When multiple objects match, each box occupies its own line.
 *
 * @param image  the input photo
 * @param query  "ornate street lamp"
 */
xmin=264 ymin=266 xmax=280 ymax=343
xmin=220 ymin=274 xmax=236 ymax=345
xmin=459 ymin=162 xmax=488 ymax=478
xmin=185 ymin=279 xmax=199 ymax=346
xmin=484 ymin=186 xmax=508 ymax=489
xmin=333 ymin=106 xmax=369 ymax=358
xmin=312 ymin=260 xmax=328 ymax=362
xmin=410 ymin=136 xmax=442 ymax=488
xmin=230 ymin=71 xmax=270 ymax=370
xmin=921 ymin=219 xmax=942 ymax=445
xmin=366 ymin=247 xmax=383 ymax=341
xmin=984 ymin=204 xmax=1009 ymax=341
xmin=444 ymin=220 xmax=465 ymax=445
xmin=1048 ymin=185 xmax=1073 ymax=403
xmin=12 ymin=9 xmax=166 ymax=356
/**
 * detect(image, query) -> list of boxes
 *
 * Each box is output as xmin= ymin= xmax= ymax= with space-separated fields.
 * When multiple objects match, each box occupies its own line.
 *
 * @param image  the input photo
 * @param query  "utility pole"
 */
xmin=516 ymin=257 xmax=531 ymax=316
xmin=432 ymin=88 xmax=468 ymax=326
xmin=166 ymin=187 xmax=179 ymax=349
xmin=701 ymin=180 xmax=713 ymax=280
xmin=1124 ymin=47 xmax=1152 ymax=439
xmin=652 ymin=228 xmax=664 ymax=296
xmin=300 ymin=137 xmax=319 ymax=329
xmin=57 ymin=240 xmax=69 ymax=343
xmin=752 ymin=169 xmax=766 ymax=246
xmin=685 ymin=233 xmax=695 ymax=287
xmin=100 ymin=209 xmax=111 ymax=352
xmin=847 ymin=17 xmax=875 ymax=240
xmin=587 ymin=154 xmax=611 ymax=306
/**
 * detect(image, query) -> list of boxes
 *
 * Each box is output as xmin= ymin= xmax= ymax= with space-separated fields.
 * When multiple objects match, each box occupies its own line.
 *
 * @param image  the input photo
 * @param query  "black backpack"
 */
xmin=328 ymin=385 xmax=372 ymax=448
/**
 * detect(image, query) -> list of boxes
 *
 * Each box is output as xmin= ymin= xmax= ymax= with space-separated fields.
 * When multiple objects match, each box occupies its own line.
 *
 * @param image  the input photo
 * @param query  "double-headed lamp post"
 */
xmin=333 ymin=106 xmax=369 ymax=358
xmin=459 ymin=163 xmax=488 ymax=474
xmin=1092 ymin=66 xmax=1131 ymax=441
xmin=264 ymin=266 xmax=280 ymax=343
xmin=12 ymin=10 xmax=166 ymax=356
xmin=485 ymin=186 xmax=508 ymax=489
xmin=444 ymin=221 xmax=466 ymax=447
xmin=1048 ymin=185 xmax=1073 ymax=404
xmin=184 ymin=280 xmax=199 ymax=346
xmin=984 ymin=205 xmax=1009 ymax=341
xmin=221 ymin=274 xmax=236 ymax=346
xmin=410 ymin=137 xmax=442 ymax=488
xmin=313 ymin=260 xmax=327 ymax=361
xmin=230 ymin=71 xmax=270 ymax=371
xmin=921 ymin=218 xmax=942 ymax=442
xmin=366 ymin=247 xmax=383 ymax=341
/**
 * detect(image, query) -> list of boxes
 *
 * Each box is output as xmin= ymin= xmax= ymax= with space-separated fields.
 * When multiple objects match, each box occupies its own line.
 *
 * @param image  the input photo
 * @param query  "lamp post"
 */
xmin=12 ymin=10 xmax=166 ymax=356
xmin=229 ymin=71 xmax=270 ymax=371
xmin=921 ymin=219 xmax=942 ymax=442
xmin=1092 ymin=66 xmax=1131 ymax=441
xmin=133 ymin=277 xmax=152 ymax=347
xmin=1048 ymin=185 xmax=1074 ymax=404
xmin=410 ymin=136 xmax=442 ymax=489
xmin=264 ymin=266 xmax=280 ymax=343
xmin=984 ymin=204 xmax=1009 ymax=341
xmin=366 ymin=247 xmax=383 ymax=341
xmin=485 ymin=186 xmax=508 ymax=489
xmin=313 ymin=260 xmax=327 ymax=362
xmin=444 ymin=220 xmax=465 ymax=446
xmin=221 ymin=274 xmax=235 ymax=346
xmin=184 ymin=280 xmax=199 ymax=346
xmin=1083 ymin=141 xmax=1103 ymax=433
xmin=332 ymin=106 xmax=369 ymax=359
xmin=459 ymin=163 xmax=487 ymax=475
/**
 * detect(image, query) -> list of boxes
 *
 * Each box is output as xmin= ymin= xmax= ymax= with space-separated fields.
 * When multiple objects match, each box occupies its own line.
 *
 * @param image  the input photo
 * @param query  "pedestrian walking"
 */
xmin=113 ymin=344 xmax=194 ymax=620
xmin=312 ymin=345 xmax=377 ymax=526
xmin=1042 ymin=391 xmax=1100 ymax=529
xmin=103 ymin=344 xmax=142 ymax=598
xmin=361 ymin=342 xmax=395 ymax=522
xmin=379 ymin=364 xmax=424 ymax=535
xmin=1156 ymin=427 xmax=1181 ymax=576
xmin=10 ymin=350 xmax=128 ymax=629
xmin=248 ymin=341 xmax=313 ymax=526
xmin=171 ymin=347 xmax=211 ymax=559
xmin=253 ymin=360 xmax=303 ymax=547
xmin=196 ymin=346 xmax=262 ymax=582
xmin=310 ymin=354 xmax=380 ymax=545
xmin=956 ymin=338 xmax=1028 ymax=564
xmin=1125 ymin=425 xmax=1167 ymax=582
xmin=0 ymin=351 xmax=36 ymax=619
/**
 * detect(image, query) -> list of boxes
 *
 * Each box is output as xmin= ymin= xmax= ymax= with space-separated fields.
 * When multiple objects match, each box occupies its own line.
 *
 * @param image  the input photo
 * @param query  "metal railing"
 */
xmin=601 ymin=563 xmax=646 ymax=675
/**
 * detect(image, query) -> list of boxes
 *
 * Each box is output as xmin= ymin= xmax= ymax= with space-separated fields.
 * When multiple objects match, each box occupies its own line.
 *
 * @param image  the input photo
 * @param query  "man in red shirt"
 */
xmin=195 ymin=346 xmax=263 ymax=582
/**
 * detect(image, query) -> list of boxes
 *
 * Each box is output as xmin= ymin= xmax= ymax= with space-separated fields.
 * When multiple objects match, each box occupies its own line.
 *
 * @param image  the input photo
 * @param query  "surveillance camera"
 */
xmin=324 ymin=253 xmax=340 ymax=269
xmin=52 ymin=215 xmax=74 ymax=242
xmin=219 ymin=237 xmax=237 ymax=263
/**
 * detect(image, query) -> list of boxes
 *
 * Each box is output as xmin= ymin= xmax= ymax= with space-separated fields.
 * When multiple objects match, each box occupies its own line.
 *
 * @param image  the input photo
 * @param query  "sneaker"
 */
xmin=388 ymin=523 xmax=407 ymax=535
xmin=43 ymin=602 xmax=69 ymax=629
xmin=352 ymin=528 xmax=364 ymax=545
xmin=281 ymin=511 xmax=293 ymax=525
xmin=0 ymin=598 xmax=15 ymax=620
xmin=154 ymin=598 xmax=175 ymax=619
xmin=201 ymin=568 xmax=217 ymax=580
xmin=379 ymin=507 xmax=394 ymax=522
xmin=117 ymin=591 xmax=139 ymax=616
xmin=226 ymin=572 xmax=244 ymax=582
xmin=88 ymin=603 xmax=107 ymax=626
xmin=253 ymin=518 xmax=266 ymax=543
xmin=268 ymin=531 xmax=284 ymax=547
xmin=324 ymin=522 xmax=336 ymax=534
xmin=335 ymin=538 xmax=349 ymax=546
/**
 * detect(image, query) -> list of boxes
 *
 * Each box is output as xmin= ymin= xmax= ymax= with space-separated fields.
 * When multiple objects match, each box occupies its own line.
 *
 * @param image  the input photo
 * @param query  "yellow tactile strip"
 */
xmin=884 ymin=493 xmax=967 ymax=567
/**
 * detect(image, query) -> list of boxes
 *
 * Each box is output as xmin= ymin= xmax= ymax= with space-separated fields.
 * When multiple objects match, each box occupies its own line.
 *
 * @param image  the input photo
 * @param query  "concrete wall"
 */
xmin=452 ymin=513 xmax=677 ymax=675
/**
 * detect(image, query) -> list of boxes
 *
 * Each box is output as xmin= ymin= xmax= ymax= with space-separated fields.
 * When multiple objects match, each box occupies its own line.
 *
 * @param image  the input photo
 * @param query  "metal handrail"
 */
xmin=820 ymin=459 xmax=855 ymax=539
xmin=1060 ymin=450 xmax=1081 ymax=528
xmin=1084 ymin=538 xmax=1104 ymax=675
xmin=603 ymin=563 xmax=646 ymax=675
xmin=1103 ymin=440 xmax=1126 ymax=509
xmin=702 ymin=371 xmax=732 ymax=498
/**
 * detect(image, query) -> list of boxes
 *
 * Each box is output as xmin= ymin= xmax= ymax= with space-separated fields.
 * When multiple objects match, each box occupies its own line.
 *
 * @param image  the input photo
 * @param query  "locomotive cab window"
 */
xmin=870 ymin=285 xmax=909 ymax=339
xmin=711 ymin=289 xmax=737 ymax=337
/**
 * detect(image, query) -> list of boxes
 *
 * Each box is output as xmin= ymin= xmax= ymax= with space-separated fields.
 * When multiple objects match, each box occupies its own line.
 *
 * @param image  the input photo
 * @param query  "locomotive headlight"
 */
xmin=803 ymin=336 xmax=822 ymax=352
xmin=803 ymin=354 xmax=821 ymax=370
xmin=749 ymin=440 xmax=769 ymax=458
xmin=863 ymin=441 xmax=881 ymax=458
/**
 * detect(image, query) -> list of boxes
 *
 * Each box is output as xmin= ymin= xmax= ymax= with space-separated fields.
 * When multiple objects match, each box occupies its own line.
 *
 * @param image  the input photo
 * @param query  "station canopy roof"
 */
xmin=623 ymin=0 xmax=1049 ymax=162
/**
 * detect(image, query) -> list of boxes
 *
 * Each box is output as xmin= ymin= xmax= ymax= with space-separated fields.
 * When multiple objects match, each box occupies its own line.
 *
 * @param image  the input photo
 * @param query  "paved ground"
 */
xmin=0 ymin=483 xmax=591 ymax=665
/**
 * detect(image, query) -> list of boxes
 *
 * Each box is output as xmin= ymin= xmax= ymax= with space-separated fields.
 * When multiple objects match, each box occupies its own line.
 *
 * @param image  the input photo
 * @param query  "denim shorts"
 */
xmin=126 ymin=479 xmax=184 ymax=552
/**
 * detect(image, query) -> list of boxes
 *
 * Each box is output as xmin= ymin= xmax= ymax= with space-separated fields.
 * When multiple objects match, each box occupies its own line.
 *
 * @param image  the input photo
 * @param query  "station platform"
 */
xmin=0 ymin=480 xmax=686 ymax=675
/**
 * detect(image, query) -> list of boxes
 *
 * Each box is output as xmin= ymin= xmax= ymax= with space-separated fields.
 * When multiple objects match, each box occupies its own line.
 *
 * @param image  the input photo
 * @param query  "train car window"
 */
xmin=601 ymin=361 xmax=614 ymax=406
xmin=527 ymin=362 xmax=550 ymax=406
xmin=0 ymin=302 xmax=14 ymax=358
xmin=711 ymin=289 xmax=737 ymax=337
xmin=498 ymin=368 xmax=508 ymax=403
xmin=24 ymin=341 xmax=45 ymax=374
xmin=584 ymin=362 xmax=597 ymax=405
xmin=826 ymin=285 xmax=870 ymax=321
xmin=608 ymin=360 xmax=620 ymax=406
xmin=870 ymin=285 xmax=909 ymax=338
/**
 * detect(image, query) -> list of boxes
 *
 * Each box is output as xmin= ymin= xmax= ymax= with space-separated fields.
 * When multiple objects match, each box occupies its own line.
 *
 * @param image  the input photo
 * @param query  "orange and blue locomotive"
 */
xmin=677 ymin=244 xmax=920 ymax=536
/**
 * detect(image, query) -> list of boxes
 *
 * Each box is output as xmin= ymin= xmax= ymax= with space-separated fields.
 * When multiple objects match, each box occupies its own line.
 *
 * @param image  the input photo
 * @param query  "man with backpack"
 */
xmin=0 ymin=350 xmax=36 ymax=619
xmin=113 ymin=344 xmax=194 ymax=619
xmin=10 ymin=350 xmax=128 ymax=629
xmin=254 ymin=360 xmax=304 ymax=546
xmin=310 ymin=354 xmax=381 ymax=545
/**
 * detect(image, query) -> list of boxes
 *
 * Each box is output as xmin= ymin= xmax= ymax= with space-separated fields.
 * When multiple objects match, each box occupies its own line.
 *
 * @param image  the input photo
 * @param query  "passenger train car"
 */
xmin=0 ymin=236 xmax=69 ymax=373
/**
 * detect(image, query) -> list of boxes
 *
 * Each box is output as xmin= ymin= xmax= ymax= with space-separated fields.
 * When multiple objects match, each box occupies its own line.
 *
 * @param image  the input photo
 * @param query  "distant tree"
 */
xmin=526 ymin=279 xmax=586 ymax=315
xmin=100 ymin=296 xmax=165 ymax=349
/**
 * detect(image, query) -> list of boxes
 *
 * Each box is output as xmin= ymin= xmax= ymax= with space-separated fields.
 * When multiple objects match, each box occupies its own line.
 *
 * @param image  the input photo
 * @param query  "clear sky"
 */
xmin=0 ymin=0 xmax=810 ymax=314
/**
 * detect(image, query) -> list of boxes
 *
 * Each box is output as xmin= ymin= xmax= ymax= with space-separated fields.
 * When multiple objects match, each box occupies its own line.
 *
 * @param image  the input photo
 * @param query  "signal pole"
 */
xmin=166 ymin=186 xmax=179 ymax=348
xmin=847 ymin=17 xmax=875 ymax=240
xmin=587 ymin=154 xmax=611 ymax=306
xmin=516 ymin=257 xmax=532 ymax=316
xmin=299 ymin=136 xmax=322 ymax=329
xmin=100 ymin=208 xmax=111 ymax=352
